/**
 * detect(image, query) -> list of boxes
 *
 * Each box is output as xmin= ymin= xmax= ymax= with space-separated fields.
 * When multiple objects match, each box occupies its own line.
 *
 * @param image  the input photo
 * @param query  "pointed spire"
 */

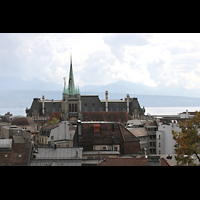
xmin=63 ymin=77 xmax=68 ymax=94
xmin=68 ymin=47 xmax=76 ymax=95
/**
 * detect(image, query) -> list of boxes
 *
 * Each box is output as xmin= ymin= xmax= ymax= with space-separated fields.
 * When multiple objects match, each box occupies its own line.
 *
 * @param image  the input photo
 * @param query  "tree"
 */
xmin=47 ymin=117 xmax=58 ymax=126
xmin=172 ymin=111 xmax=200 ymax=166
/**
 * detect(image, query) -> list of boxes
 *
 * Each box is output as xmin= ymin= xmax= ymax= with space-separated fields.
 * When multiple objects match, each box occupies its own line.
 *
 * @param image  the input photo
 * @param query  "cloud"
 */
xmin=2 ymin=33 xmax=200 ymax=96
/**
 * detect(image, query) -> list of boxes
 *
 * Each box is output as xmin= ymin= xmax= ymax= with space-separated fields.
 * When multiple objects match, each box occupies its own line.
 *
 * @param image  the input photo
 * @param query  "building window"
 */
xmin=159 ymin=135 xmax=161 ymax=140
xmin=159 ymin=143 xmax=161 ymax=147
xmin=69 ymin=103 xmax=77 ymax=112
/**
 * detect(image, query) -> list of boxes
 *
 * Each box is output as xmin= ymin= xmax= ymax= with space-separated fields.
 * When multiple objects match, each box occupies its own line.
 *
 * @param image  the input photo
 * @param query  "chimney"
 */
xmin=186 ymin=109 xmax=189 ymax=118
xmin=51 ymin=136 xmax=54 ymax=148
xmin=141 ymin=148 xmax=147 ymax=158
xmin=105 ymin=91 xmax=108 ymax=112
xmin=127 ymin=94 xmax=130 ymax=114
xmin=77 ymin=120 xmax=82 ymax=136
xmin=111 ymin=124 xmax=114 ymax=151
xmin=147 ymin=155 xmax=160 ymax=166
xmin=42 ymin=95 xmax=45 ymax=115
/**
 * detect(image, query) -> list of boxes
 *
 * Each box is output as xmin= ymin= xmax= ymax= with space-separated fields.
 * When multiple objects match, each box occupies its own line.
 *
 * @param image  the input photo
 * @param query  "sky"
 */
xmin=1 ymin=33 xmax=200 ymax=97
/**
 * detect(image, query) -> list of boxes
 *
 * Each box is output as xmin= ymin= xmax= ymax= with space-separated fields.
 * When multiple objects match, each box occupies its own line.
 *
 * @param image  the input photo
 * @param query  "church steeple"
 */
xmin=68 ymin=48 xmax=76 ymax=95
xmin=63 ymin=47 xmax=80 ymax=95
xmin=61 ymin=48 xmax=82 ymax=122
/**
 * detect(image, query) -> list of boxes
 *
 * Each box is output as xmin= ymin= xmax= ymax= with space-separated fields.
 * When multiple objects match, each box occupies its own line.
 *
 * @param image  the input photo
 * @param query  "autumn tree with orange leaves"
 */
xmin=172 ymin=111 xmax=200 ymax=166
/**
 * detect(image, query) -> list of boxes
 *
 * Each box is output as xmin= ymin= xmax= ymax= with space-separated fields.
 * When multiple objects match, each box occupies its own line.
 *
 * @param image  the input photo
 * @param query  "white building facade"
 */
xmin=156 ymin=122 xmax=181 ymax=155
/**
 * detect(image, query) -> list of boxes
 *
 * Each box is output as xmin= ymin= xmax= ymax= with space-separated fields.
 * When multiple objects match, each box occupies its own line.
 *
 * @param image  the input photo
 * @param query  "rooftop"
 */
xmin=74 ymin=121 xmax=140 ymax=154
xmin=31 ymin=147 xmax=83 ymax=160
xmin=11 ymin=116 xmax=36 ymax=126
xmin=128 ymin=128 xmax=148 ymax=137
xmin=83 ymin=111 xmax=132 ymax=123
xmin=97 ymin=157 xmax=173 ymax=166
xmin=83 ymin=151 xmax=120 ymax=155
xmin=0 ymin=142 xmax=31 ymax=166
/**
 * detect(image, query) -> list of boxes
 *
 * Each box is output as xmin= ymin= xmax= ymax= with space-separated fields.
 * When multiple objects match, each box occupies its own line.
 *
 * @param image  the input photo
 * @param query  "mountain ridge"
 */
xmin=1 ymin=80 xmax=200 ymax=112
xmin=0 ymin=89 xmax=199 ymax=110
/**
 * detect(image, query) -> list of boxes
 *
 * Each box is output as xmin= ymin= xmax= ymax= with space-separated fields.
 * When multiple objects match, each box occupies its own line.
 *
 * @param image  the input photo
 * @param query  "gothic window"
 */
xmin=69 ymin=103 xmax=78 ymax=112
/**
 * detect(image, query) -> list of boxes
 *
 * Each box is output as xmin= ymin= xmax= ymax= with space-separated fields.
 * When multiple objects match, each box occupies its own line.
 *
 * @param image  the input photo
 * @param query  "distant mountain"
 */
xmin=0 ymin=76 xmax=63 ymax=91
xmin=1 ymin=80 xmax=200 ymax=116
xmin=0 ymin=90 xmax=62 ymax=109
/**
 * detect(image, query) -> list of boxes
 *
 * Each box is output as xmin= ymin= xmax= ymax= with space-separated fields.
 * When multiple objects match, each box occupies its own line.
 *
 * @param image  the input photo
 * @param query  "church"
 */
xmin=26 ymin=50 xmax=145 ymax=124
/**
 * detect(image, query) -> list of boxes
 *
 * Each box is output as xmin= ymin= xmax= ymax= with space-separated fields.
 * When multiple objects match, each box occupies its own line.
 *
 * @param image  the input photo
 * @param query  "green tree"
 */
xmin=47 ymin=117 xmax=58 ymax=126
xmin=172 ymin=111 xmax=200 ymax=166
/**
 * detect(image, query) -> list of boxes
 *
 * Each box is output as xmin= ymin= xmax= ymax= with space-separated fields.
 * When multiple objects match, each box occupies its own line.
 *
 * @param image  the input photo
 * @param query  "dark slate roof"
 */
xmin=27 ymin=98 xmax=62 ymax=117
xmin=27 ymin=94 xmax=144 ymax=118
xmin=82 ymin=111 xmax=132 ymax=123
xmin=81 ymin=95 xmax=104 ymax=112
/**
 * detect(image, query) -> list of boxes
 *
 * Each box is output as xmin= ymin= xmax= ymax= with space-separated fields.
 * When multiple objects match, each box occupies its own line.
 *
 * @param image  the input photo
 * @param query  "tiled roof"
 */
xmin=46 ymin=112 xmax=61 ymax=123
xmin=73 ymin=122 xmax=140 ymax=154
xmin=97 ymin=157 xmax=173 ymax=166
xmin=42 ymin=122 xmax=59 ymax=130
xmin=82 ymin=111 xmax=132 ymax=123
xmin=0 ymin=143 xmax=31 ymax=166
xmin=11 ymin=117 xmax=36 ymax=126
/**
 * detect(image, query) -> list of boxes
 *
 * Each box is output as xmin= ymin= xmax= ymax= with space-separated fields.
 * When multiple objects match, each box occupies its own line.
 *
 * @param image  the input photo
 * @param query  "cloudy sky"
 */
xmin=1 ymin=33 xmax=200 ymax=96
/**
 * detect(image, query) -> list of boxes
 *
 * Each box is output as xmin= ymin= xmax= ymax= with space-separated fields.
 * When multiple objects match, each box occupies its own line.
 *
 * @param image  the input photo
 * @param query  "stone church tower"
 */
xmin=61 ymin=49 xmax=82 ymax=123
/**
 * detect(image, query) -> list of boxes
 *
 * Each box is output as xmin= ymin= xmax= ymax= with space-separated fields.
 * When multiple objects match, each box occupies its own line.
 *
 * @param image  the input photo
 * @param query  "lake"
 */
xmin=145 ymin=107 xmax=200 ymax=115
